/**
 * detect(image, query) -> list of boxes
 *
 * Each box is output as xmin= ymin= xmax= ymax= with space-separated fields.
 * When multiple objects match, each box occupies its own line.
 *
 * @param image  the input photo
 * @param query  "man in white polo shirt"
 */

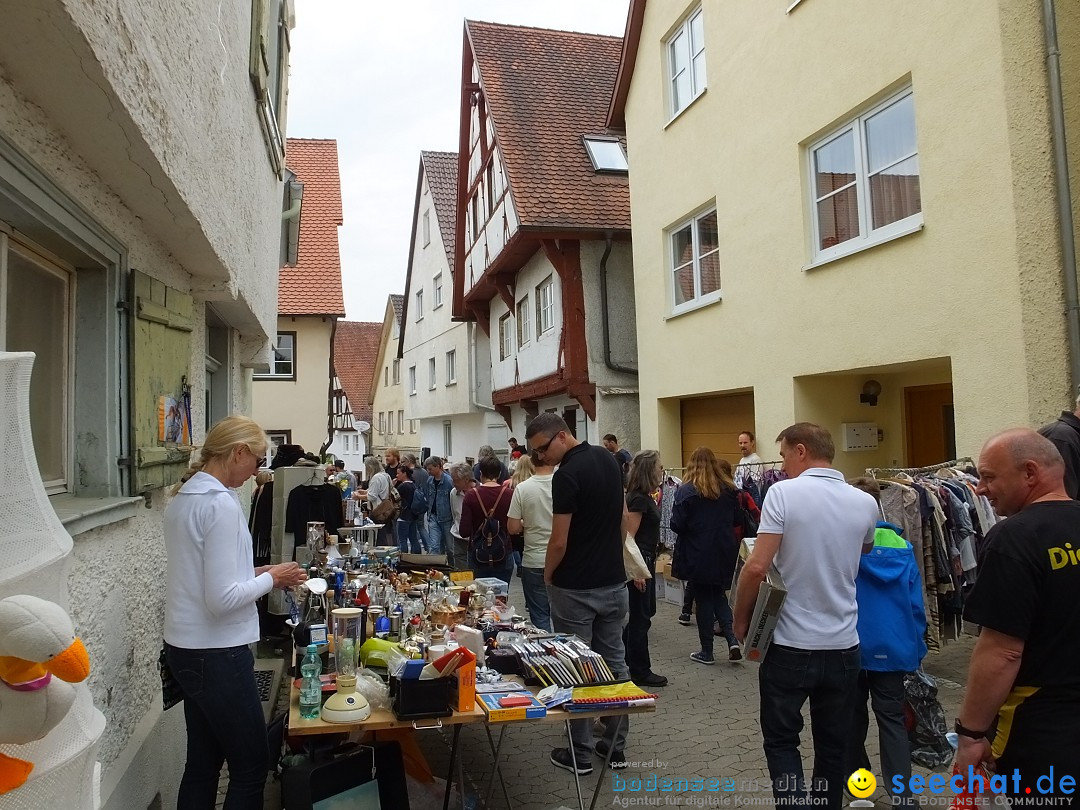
xmin=734 ymin=422 xmax=877 ymax=810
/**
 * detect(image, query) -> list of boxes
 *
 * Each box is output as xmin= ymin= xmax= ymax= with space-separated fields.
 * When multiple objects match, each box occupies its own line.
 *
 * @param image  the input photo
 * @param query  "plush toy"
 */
xmin=0 ymin=595 xmax=90 ymax=793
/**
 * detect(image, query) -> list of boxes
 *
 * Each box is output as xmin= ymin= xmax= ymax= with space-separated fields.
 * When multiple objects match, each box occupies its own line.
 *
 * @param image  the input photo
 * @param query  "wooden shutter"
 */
xmin=129 ymin=269 xmax=193 ymax=492
xmin=249 ymin=0 xmax=269 ymax=99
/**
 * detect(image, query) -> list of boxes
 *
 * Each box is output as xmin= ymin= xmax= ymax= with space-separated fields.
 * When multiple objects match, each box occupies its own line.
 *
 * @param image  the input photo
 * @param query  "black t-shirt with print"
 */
xmin=551 ymin=442 xmax=625 ymax=589
xmin=627 ymin=491 xmax=661 ymax=558
xmin=963 ymin=501 xmax=1080 ymax=770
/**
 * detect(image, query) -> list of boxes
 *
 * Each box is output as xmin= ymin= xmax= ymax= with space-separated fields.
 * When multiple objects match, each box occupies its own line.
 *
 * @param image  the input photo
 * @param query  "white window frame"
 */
xmin=666 ymin=6 xmax=706 ymax=120
xmin=415 ymin=288 xmax=424 ymax=321
xmin=428 ymin=356 xmax=436 ymax=390
xmin=535 ymin=277 xmax=554 ymax=335
xmin=254 ymin=331 xmax=296 ymax=380
xmin=378 ymin=411 xmax=386 ymax=434
xmin=433 ymin=274 xmax=443 ymax=309
xmin=410 ymin=419 xmax=418 ymax=434
xmin=392 ymin=358 xmax=400 ymax=385
xmin=422 ymin=210 xmax=431 ymax=247
xmin=445 ymin=349 xmax=457 ymax=384
xmin=397 ymin=410 xmax=404 ymax=434
xmin=807 ymin=87 xmax=922 ymax=267
xmin=667 ymin=206 xmax=721 ymax=316
xmin=516 ymin=295 xmax=531 ymax=346
xmin=408 ymin=365 xmax=417 ymax=395
xmin=443 ymin=420 xmax=452 ymax=458
xmin=498 ymin=313 xmax=513 ymax=360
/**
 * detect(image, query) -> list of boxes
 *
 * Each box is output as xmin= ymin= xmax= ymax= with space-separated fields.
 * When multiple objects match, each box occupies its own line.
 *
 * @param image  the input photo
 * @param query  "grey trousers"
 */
xmin=548 ymin=582 xmax=631 ymax=759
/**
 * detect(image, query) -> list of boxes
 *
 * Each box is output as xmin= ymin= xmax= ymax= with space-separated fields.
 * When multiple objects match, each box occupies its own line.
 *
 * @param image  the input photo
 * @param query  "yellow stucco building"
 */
xmin=611 ymin=0 xmax=1080 ymax=474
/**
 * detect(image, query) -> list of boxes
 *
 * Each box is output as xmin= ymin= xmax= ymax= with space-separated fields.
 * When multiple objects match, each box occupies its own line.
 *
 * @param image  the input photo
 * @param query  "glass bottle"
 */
xmin=299 ymin=644 xmax=322 ymax=720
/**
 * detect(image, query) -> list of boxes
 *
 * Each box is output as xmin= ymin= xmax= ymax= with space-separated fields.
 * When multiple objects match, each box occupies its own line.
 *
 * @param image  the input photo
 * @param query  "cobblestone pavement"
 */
xmin=246 ymin=574 xmax=975 ymax=810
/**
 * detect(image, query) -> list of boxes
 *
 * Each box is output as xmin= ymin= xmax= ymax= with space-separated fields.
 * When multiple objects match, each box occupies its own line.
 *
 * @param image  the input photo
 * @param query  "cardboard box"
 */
xmin=662 ymin=576 xmax=684 ymax=606
xmin=450 ymin=659 xmax=476 ymax=713
xmin=477 ymin=691 xmax=547 ymax=722
xmin=729 ymin=538 xmax=787 ymax=662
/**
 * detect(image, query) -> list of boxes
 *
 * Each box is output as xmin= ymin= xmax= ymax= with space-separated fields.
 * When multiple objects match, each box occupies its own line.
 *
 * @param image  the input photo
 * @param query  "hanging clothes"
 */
xmin=658 ymin=474 xmax=682 ymax=551
xmin=285 ymin=482 xmax=344 ymax=546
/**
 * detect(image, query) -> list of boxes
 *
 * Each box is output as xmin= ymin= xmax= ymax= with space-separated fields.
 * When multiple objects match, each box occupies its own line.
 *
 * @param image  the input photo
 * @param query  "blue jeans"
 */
xmin=164 ymin=643 xmax=267 ymax=810
xmin=759 ymin=643 xmax=861 ymax=810
xmin=466 ymin=550 xmax=514 ymax=584
xmin=548 ymin=583 xmax=630 ymax=760
xmin=396 ymin=519 xmax=421 ymax=553
xmin=410 ymin=514 xmax=431 ymax=551
xmin=846 ymin=670 xmax=912 ymax=808
xmin=426 ymin=517 xmax=454 ymax=562
xmin=519 ymin=567 xmax=552 ymax=631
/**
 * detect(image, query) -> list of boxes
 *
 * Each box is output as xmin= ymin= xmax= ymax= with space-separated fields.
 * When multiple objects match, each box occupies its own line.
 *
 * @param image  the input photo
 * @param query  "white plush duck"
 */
xmin=0 ymin=594 xmax=90 ymax=793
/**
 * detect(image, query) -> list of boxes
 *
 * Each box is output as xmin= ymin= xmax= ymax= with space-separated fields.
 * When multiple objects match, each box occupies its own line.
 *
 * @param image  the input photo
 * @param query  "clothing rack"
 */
xmin=865 ymin=457 xmax=974 ymax=478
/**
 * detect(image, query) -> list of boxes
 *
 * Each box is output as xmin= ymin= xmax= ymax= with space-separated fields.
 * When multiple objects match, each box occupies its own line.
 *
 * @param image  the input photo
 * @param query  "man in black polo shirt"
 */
xmin=526 ymin=413 xmax=629 ymax=776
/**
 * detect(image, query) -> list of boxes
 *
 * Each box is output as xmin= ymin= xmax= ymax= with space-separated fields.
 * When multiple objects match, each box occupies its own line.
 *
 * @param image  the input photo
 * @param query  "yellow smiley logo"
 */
xmin=847 ymin=769 xmax=877 ymax=799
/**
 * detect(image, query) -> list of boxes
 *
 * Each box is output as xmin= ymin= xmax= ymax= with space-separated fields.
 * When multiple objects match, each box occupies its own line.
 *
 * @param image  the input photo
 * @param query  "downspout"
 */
xmin=321 ymin=316 xmax=338 ymax=456
xmin=1044 ymin=0 xmax=1080 ymax=395
xmin=599 ymin=233 xmax=638 ymax=375
xmin=470 ymin=321 xmax=495 ymax=411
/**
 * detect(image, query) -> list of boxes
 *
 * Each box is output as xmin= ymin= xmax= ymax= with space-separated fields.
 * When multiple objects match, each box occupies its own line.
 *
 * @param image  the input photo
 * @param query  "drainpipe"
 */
xmin=1044 ymin=0 xmax=1080 ymax=395
xmin=321 ymin=316 xmax=338 ymax=456
xmin=599 ymin=234 xmax=638 ymax=375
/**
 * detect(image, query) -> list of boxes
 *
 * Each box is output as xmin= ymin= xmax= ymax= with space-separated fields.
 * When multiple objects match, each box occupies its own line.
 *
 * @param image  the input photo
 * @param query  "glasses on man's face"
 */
xmin=532 ymin=431 xmax=562 ymax=457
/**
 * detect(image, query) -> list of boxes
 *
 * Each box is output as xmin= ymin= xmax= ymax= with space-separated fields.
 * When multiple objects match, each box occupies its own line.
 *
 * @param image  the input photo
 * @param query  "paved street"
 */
xmin=253 ymin=572 xmax=974 ymax=810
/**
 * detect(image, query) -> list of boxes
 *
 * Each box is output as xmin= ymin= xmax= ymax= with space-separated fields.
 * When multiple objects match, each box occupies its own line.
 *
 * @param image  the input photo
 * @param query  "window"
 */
xmin=409 ymin=365 xmax=417 ymax=395
xmin=397 ymin=410 xmax=404 ymax=434
xmin=428 ymin=356 xmax=436 ymax=389
xmin=433 ymin=274 xmax=443 ymax=309
xmin=446 ymin=349 xmax=457 ymax=383
xmin=422 ymin=210 xmax=430 ymax=247
xmin=378 ymin=411 xmax=385 ymax=434
xmin=516 ymin=296 xmax=531 ymax=346
xmin=384 ymin=366 xmax=388 ymax=386
xmin=443 ymin=421 xmax=452 ymax=458
xmin=249 ymin=0 xmax=290 ymax=174
xmin=392 ymin=358 xmax=400 ymax=384
xmin=583 ymin=137 xmax=628 ymax=173
xmin=499 ymin=313 xmax=513 ymax=360
xmin=415 ymin=289 xmax=424 ymax=321
xmin=410 ymin=419 xmax=418 ymax=434
xmin=809 ymin=89 xmax=921 ymax=262
xmin=535 ymin=276 xmax=555 ymax=335
xmin=670 ymin=208 xmax=720 ymax=311
xmin=255 ymin=331 xmax=296 ymax=379
xmin=667 ymin=6 xmax=706 ymax=118
xmin=267 ymin=430 xmax=291 ymax=452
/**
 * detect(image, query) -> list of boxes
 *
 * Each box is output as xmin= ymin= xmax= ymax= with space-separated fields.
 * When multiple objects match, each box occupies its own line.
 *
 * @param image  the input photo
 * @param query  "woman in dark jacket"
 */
xmin=624 ymin=450 xmax=667 ymax=688
xmin=671 ymin=446 xmax=741 ymax=664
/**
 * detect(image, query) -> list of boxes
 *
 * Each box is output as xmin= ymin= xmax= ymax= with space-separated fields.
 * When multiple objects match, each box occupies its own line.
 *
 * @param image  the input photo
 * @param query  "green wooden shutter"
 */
xmin=129 ymin=269 xmax=193 ymax=492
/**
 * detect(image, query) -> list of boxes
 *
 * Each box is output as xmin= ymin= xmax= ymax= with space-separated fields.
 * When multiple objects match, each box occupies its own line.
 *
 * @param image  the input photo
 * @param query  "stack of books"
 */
xmin=510 ymin=638 xmax=615 ymax=687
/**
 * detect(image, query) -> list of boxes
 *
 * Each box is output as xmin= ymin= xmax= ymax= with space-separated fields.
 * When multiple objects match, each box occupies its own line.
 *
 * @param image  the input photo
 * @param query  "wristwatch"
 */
xmin=954 ymin=719 xmax=991 ymax=740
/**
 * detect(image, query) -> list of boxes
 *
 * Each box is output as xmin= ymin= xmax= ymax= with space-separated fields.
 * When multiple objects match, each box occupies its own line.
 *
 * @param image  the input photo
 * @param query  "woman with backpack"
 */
xmin=394 ymin=466 xmax=422 ymax=553
xmin=458 ymin=455 xmax=515 ymax=584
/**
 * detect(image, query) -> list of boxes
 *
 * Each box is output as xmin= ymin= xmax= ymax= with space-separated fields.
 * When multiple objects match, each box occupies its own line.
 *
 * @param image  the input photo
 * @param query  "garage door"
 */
xmin=680 ymin=393 xmax=756 ymax=469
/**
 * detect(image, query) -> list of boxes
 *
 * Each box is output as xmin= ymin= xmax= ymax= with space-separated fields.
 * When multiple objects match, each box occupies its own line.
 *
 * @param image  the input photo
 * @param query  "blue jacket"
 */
xmin=425 ymin=472 xmax=454 ymax=522
xmin=856 ymin=521 xmax=927 ymax=672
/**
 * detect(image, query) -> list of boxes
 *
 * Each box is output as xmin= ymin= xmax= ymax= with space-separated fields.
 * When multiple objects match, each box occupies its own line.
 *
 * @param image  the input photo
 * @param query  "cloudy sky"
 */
xmin=287 ymin=0 xmax=631 ymax=323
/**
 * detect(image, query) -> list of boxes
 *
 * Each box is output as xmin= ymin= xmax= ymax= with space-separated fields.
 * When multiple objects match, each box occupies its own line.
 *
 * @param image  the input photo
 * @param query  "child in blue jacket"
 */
xmin=846 ymin=477 xmax=927 ymax=808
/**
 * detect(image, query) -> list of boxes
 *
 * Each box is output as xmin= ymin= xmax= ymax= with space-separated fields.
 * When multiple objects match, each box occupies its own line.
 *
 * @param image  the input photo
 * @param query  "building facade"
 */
xmin=252 ymin=138 xmax=346 ymax=454
xmin=0 ymin=0 xmax=295 ymax=805
xmin=452 ymin=21 xmax=640 ymax=449
xmin=400 ymin=151 xmax=495 ymax=463
xmin=371 ymin=295 xmax=421 ymax=460
xmin=612 ymin=0 xmax=1080 ymax=472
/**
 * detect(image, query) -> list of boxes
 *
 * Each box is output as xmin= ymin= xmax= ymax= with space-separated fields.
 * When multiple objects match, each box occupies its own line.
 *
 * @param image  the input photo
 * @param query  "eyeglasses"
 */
xmin=247 ymin=446 xmax=266 ymax=467
xmin=532 ymin=431 xmax=562 ymax=457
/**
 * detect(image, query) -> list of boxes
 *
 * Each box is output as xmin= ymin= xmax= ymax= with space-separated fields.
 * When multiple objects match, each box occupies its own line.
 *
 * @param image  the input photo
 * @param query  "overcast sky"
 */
xmin=287 ymin=0 xmax=631 ymax=323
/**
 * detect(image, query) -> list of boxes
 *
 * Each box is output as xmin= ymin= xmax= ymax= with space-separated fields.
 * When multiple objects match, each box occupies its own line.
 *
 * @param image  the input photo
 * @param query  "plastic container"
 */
xmin=299 ymin=644 xmax=323 ymax=719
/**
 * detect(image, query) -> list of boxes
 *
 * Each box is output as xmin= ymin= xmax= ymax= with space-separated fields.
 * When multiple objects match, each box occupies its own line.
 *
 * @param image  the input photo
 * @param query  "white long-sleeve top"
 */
xmin=164 ymin=472 xmax=273 ymax=648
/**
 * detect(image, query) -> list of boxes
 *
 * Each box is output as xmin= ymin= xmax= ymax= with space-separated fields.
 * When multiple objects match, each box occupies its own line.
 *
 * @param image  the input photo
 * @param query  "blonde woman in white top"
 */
xmin=164 ymin=415 xmax=306 ymax=810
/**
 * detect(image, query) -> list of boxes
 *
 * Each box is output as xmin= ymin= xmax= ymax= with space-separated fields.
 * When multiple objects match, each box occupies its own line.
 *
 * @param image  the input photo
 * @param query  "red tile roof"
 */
xmin=421 ymin=151 xmax=459 ymax=271
xmin=280 ymin=139 xmax=347 ymax=316
xmin=465 ymin=20 xmax=631 ymax=232
xmin=389 ymin=294 xmax=404 ymax=327
xmin=334 ymin=321 xmax=382 ymax=423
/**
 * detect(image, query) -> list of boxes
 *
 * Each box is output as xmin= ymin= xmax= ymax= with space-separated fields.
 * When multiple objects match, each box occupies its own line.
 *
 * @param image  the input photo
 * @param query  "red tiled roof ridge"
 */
xmin=420 ymin=150 xmax=458 ymax=271
xmin=465 ymin=18 xmax=621 ymax=43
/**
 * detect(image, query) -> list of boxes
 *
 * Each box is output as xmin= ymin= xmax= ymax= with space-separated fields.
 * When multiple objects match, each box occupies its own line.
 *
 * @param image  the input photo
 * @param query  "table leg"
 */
xmin=588 ymin=714 xmax=626 ymax=810
xmin=565 ymin=718 xmax=585 ymax=810
xmin=442 ymin=724 xmax=462 ymax=810
xmin=483 ymin=724 xmax=513 ymax=809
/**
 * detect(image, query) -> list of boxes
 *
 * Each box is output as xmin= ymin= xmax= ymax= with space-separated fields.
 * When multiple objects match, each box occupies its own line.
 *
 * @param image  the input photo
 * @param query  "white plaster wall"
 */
xmin=581 ymin=239 xmax=638 ymax=387
xmin=505 ymin=397 xmax=597 ymax=445
xmin=328 ymin=430 xmax=368 ymax=471
xmin=624 ymin=0 xmax=1068 ymax=467
xmin=373 ymin=315 xmax=418 ymax=457
xmin=419 ymin=412 xmax=488 ymax=464
xmin=490 ymin=250 xmax=563 ymax=391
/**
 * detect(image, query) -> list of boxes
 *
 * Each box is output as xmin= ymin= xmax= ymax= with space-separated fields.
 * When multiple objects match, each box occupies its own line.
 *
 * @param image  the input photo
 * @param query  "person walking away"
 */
xmin=165 ymin=415 xmax=307 ymax=809
xmin=623 ymin=450 xmax=668 ymax=687
xmin=402 ymin=453 xmax=431 ymax=551
xmin=954 ymin=429 xmax=1080 ymax=799
xmin=1037 ymin=390 xmax=1080 ymax=498
xmin=526 ymin=413 xmax=630 ymax=774
xmin=733 ymin=423 xmax=877 ymax=810
xmin=448 ymin=463 xmax=476 ymax=567
xmin=423 ymin=456 xmax=455 ymax=563
xmin=458 ymin=456 xmax=515 ymax=584
xmin=671 ymin=447 xmax=741 ymax=664
xmin=507 ymin=451 xmax=554 ymax=630
xmin=846 ymin=476 xmax=925 ymax=808
xmin=393 ymin=466 xmax=421 ymax=553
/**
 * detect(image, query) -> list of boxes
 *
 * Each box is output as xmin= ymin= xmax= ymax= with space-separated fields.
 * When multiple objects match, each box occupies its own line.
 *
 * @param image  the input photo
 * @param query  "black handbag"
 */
xmin=159 ymin=644 xmax=184 ymax=711
xmin=735 ymin=496 xmax=759 ymax=538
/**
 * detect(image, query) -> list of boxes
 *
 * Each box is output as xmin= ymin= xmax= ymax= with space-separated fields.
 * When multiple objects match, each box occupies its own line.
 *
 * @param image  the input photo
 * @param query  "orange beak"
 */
xmin=44 ymin=638 xmax=89 ymax=683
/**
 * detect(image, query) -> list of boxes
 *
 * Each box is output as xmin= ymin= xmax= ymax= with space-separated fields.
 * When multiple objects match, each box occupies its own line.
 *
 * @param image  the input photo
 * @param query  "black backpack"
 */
xmin=470 ymin=487 xmax=511 ymax=565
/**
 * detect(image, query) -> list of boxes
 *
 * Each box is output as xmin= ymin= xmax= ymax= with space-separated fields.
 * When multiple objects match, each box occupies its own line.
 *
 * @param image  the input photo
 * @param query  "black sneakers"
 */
xmin=594 ymin=740 xmax=629 ymax=770
xmin=550 ymin=747 xmax=593 ymax=775
xmin=677 ymin=613 xmax=693 ymax=626
xmin=633 ymin=672 xmax=668 ymax=688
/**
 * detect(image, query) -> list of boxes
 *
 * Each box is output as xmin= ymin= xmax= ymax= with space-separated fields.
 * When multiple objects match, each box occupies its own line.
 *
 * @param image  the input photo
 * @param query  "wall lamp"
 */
xmin=860 ymin=379 xmax=882 ymax=406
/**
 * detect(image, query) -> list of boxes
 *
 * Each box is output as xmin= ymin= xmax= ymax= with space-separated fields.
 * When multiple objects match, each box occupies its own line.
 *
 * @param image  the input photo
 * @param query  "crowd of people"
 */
xmin=159 ymin=400 xmax=1080 ymax=809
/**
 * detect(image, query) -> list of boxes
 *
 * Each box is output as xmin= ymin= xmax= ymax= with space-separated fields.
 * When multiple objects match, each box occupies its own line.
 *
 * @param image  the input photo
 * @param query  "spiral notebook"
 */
xmin=568 ymin=682 xmax=657 ymax=707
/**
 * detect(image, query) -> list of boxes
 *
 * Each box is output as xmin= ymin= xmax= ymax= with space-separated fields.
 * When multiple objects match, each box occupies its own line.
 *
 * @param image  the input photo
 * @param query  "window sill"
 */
xmin=446 ymin=381 xmax=457 ymax=387
xmin=803 ymin=218 xmax=924 ymax=272
xmin=433 ymin=303 xmax=443 ymax=310
xmin=663 ymin=88 xmax=708 ymax=130
xmin=52 ymin=494 xmax=144 ymax=537
xmin=253 ymin=375 xmax=296 ymax=382
xmin=665 ymin=292 xmax=723 ymax=321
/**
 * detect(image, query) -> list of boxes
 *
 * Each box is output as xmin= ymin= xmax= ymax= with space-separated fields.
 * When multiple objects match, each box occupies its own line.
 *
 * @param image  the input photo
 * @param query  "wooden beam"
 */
xmin=492 ymin=371 xmax=567 ymax=406
xmin=542 ymin=239 xmax=590 ymax=385
xmin=492 ymin=274 xmax=516 ymax=311
xmin=495 ymin=404 xmax=513 ymax=430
